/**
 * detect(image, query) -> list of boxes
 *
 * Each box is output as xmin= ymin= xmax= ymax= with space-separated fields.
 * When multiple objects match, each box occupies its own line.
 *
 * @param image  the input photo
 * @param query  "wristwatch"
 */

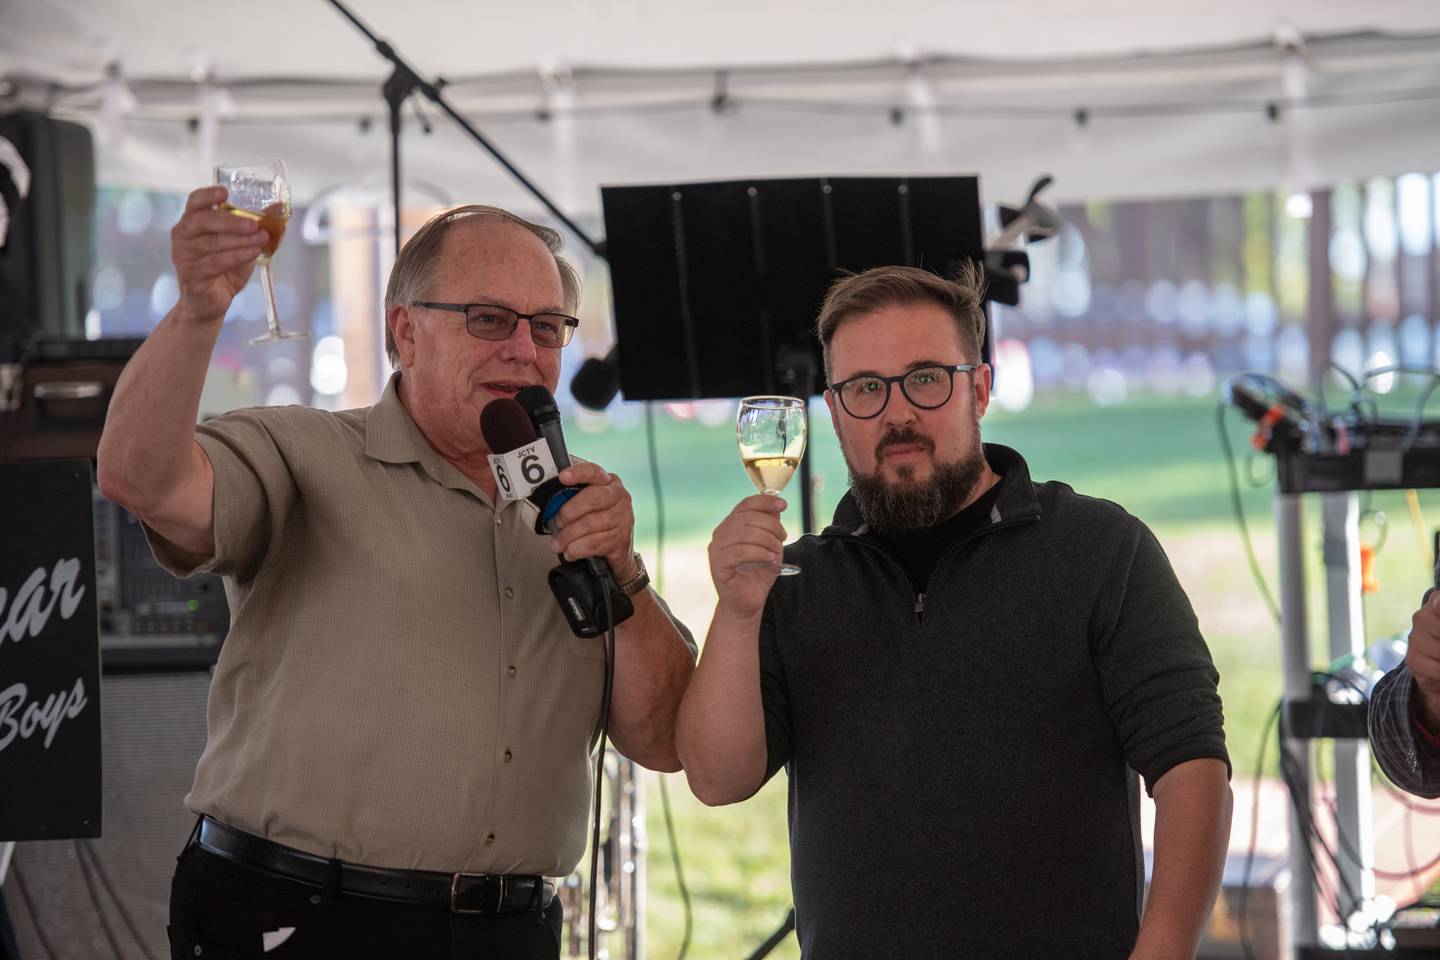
xmin=616 ymin=552 xmax=649 ymax=596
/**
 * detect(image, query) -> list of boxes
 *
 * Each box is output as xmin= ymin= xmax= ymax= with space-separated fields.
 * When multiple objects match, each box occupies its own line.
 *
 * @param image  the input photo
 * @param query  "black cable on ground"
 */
xmin=78 ymin=838 xmax=160 ymax=960
xmin=71 ymin=839 xmax=126 ymax=959
xmin=8 ymin=861 xmax=57 ymax=960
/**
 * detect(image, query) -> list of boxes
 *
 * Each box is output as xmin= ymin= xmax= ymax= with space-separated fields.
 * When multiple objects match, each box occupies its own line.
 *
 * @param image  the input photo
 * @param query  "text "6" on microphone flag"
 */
xmin=487 ymin=441 xmax=559 ymax=500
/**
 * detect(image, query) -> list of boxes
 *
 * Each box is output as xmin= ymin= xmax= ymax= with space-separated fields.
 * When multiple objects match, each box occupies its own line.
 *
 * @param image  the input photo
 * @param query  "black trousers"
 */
xmin=168 ymin=844 xmax=562 ymax=960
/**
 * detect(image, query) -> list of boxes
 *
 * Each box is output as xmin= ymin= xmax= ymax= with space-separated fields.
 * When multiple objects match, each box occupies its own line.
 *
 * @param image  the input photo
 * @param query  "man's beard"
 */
xmin=846 ymin=424 xmax=987 ymax=532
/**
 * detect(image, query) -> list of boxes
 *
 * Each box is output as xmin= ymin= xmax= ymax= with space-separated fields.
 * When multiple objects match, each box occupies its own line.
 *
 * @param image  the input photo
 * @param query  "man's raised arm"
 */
xmin=675 ymin=494 xmax=788 ymax=805
xmin=97 ymin=185 xmax=265 ymax=556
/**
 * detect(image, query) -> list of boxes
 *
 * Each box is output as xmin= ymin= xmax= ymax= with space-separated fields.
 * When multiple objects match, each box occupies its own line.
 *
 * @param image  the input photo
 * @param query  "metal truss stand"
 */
xmin=1274 ymin=458 xmax=1387 ymax=955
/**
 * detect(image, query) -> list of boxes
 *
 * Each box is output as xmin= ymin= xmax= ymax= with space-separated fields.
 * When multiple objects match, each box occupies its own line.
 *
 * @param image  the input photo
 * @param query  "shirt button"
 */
xmin=485 ymin=833 xmax=495 ymax=845
xmin=504 ymin=749 xmax=512 ymax=763
xmin=507 ymin=665 xmax=516 ymax=678
xmin=496 ymin=515 xmax=503 ymax=526
xmin=504 ymin=587 xmax=514 ymax=599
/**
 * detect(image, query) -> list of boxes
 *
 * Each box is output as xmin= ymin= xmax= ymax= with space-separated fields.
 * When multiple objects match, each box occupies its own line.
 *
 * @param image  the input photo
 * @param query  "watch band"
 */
xmin=617 ymin=552 xmax=649 ymax=596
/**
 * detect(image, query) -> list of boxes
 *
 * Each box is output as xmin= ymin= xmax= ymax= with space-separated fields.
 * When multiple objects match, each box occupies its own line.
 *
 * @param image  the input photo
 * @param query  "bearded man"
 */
xmin=675 ymin=264 xmax=1233 ymax=960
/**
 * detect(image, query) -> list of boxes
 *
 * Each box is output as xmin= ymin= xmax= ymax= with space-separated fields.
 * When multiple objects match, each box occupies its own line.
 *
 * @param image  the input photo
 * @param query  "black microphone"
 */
xmin=514 ymin=385 xmax=588 ymax=533
xmin=516 ymin=385 xmax=568 ymax=467
xmin=479 ymin=396 xmax=577 ymax=529
xmin=514 ymin=382 xmax=617 ymax=574
xmin=479 ymin=395 xmax=633 ymax=638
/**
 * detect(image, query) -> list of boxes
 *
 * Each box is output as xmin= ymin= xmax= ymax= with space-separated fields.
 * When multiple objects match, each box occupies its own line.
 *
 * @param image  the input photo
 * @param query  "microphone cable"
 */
xmin=646 ymin=400 xmax=693 ymax=960
xmin=586 ymin=579 xmax=616 ymax=960
xmin=584 ymin=400 xmax=695 ymax=960
xmin=492 ymin=391 xmax=627 ymax=959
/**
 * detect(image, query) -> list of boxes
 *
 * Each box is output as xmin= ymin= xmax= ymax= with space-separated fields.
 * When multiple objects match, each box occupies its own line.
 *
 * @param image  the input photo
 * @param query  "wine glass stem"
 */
xmin=258 ymin=262 xmax=281 ymax=335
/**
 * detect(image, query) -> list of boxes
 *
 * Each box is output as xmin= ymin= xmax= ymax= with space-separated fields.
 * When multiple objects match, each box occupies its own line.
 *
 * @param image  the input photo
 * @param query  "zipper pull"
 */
xmin=914 ymin=592 xmax=925 ymax=624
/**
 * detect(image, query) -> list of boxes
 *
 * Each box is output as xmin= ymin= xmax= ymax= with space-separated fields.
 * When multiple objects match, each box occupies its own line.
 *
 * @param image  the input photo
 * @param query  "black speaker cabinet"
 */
xmin=0 ymin=112 xmax=97 ymax=362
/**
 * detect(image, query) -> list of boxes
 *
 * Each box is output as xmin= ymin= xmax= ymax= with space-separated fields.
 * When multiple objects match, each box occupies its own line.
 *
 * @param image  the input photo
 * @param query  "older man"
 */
xmin=97 ymin=190 xmax=694 ymax=959
xmin=677 ymin=264 xmax=1233 ymax=959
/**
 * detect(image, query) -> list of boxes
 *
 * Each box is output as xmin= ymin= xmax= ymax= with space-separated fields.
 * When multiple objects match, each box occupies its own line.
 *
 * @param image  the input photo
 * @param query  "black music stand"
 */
xmin=600 ymin=175 xmax=997 ymax=532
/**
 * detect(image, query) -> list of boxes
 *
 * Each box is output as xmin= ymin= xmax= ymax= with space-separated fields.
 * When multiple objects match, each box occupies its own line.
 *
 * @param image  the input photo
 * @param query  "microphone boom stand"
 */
xmin=325 ymin=0 xmax=605 ymax=259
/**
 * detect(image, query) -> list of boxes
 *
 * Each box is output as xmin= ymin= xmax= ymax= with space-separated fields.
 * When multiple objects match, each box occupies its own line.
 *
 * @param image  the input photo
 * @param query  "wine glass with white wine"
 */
xmin=214 ymin=158 xmax=305 ymax=344
xmin=737 ymin=395 xmax=807 ymax=576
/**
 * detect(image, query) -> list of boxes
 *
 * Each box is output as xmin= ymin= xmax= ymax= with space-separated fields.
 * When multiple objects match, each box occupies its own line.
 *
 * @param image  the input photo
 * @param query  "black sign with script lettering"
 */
xmin=0 ymin=460 xmax=101 ymax=839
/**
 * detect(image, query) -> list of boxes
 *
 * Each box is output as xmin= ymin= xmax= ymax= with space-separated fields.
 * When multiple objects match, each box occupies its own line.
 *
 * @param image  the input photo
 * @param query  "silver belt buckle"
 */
xmin=450 ymin=872 xmax=508 ymax=914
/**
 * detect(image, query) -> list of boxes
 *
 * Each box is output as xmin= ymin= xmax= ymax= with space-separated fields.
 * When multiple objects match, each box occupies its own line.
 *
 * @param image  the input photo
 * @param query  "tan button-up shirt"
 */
xmin=148 ymin=374 xmax=674 ymax=875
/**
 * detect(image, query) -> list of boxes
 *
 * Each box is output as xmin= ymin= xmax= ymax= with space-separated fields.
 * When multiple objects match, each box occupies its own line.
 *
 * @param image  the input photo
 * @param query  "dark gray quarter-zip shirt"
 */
xmin=758 ymin=444 xmax=1229 ymax=959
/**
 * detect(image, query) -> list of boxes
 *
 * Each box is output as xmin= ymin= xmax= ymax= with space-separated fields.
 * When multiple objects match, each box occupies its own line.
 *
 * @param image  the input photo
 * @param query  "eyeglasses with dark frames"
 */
xmin=412 ymin=302 xmax=579 ymax=349
xmin=828 ymin=363 xmax=982 ymax=419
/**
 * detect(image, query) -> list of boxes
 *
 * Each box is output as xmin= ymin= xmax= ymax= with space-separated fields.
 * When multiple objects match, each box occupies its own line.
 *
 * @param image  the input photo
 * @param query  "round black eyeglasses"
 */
xmin=828 ymin=363 xmax=981 ymax=419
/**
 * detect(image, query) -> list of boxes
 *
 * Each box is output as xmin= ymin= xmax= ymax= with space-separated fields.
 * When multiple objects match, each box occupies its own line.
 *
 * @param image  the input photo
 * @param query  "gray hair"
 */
xmin=383 ymin=204 xmax=582 ymax=367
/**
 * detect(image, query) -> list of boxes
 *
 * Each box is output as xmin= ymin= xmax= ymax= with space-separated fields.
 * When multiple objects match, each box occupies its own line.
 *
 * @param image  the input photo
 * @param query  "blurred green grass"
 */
xmin=567 ymin=389 xmax=1436 ymax=959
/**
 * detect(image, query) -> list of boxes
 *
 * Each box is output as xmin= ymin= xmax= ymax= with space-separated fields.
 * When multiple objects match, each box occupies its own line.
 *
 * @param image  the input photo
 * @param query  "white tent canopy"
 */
xmin=4 ymin=0 xmax=1440 ymax=218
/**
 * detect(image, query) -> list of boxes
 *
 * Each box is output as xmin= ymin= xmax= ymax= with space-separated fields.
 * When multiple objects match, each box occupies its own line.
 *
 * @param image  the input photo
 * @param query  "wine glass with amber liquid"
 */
xmin=214 ymin=158 xmax=304 ymax=344
xmin=736 ymin=395 xmax=807 ymax=576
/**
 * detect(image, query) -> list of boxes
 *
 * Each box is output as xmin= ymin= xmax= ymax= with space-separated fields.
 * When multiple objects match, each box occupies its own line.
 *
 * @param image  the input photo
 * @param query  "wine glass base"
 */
xmin=248 ymin=330 xmax=309 ymax=345
xmin=777 ymin=563 xmax=801 ymax=576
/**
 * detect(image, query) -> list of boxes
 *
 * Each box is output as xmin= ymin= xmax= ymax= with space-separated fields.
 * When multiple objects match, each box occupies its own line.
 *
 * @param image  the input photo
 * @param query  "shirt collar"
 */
xmin=365 ymin=372 xmax=430 ymax=465
xmin=364 ymin=372 xmax=501 ymax=506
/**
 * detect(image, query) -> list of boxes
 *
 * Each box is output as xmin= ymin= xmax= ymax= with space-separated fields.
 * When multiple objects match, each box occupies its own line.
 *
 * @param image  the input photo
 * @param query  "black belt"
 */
xmin=196 ymin=817 xmax=555 ymax=914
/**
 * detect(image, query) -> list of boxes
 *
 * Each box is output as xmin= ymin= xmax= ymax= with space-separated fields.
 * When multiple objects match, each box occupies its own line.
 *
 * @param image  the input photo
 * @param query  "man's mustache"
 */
xmin=875 ymin=428 xmax=935 ymax=462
